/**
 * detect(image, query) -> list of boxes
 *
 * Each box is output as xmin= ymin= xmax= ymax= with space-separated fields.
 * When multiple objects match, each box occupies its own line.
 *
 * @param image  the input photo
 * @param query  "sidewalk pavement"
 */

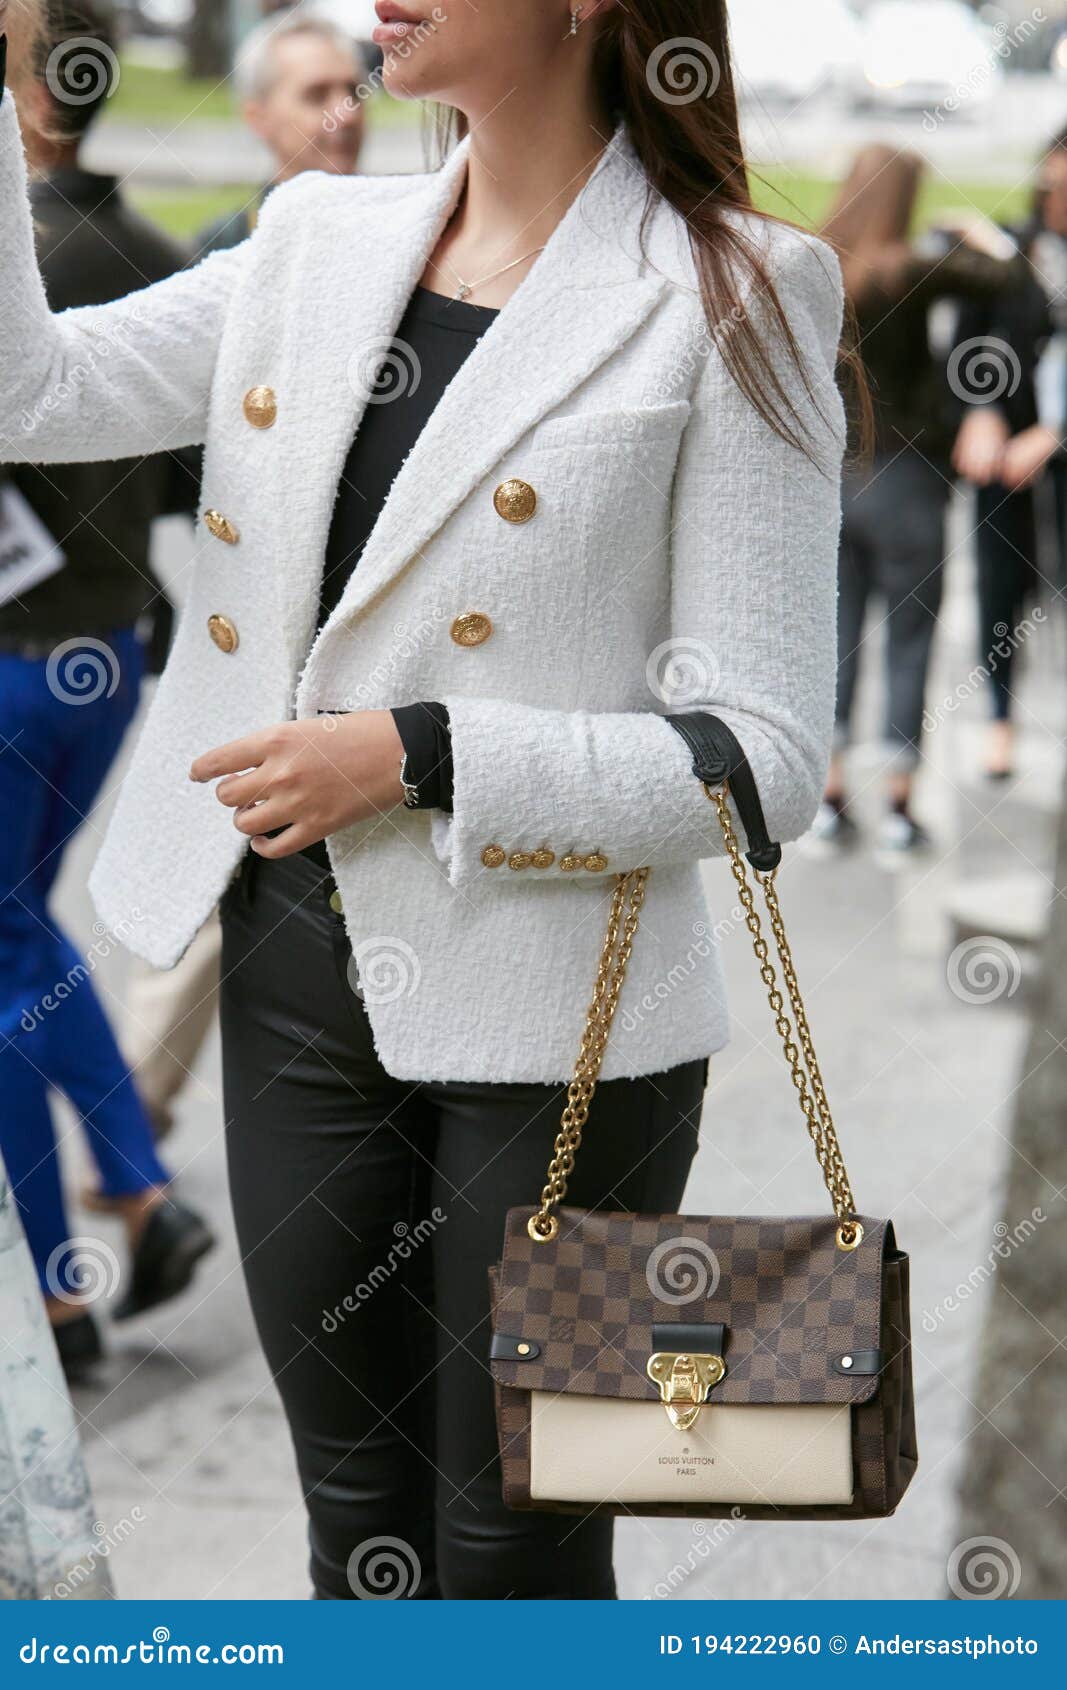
xmin=52 ymin=497 xmax=1064 ymax=1599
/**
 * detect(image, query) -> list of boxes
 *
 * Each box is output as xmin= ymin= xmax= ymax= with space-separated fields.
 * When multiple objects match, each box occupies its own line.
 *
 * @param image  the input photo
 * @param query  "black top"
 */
xmin=303 ymin=284 xmax=498 ymax=869
xmin=317 ymin=284 xmax=499 ymax=630
xmin=0 ymin=164 xmax=188 ymax=646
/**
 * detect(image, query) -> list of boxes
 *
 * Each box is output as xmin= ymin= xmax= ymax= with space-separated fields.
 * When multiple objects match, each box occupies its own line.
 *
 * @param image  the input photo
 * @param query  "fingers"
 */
xmin=189 ymin=733 xmax=270 ymax=784
xmin=232 ymin=797 xmax=291 ymax=837
xmin=249 ymin=822 xmax=319 ymax=859
xmin=215 ymin=768 xmax=271 ymax=810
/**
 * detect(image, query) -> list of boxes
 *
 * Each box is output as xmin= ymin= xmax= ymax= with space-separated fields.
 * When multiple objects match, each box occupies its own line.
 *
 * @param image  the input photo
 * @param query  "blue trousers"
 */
xmin=0 ymin=627 xmax=169 ymax=1296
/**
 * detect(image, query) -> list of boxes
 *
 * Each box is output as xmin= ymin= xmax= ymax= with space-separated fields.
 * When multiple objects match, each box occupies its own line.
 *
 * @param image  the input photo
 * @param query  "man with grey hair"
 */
xmin=192 ymin=9 xmax=368 ymax=259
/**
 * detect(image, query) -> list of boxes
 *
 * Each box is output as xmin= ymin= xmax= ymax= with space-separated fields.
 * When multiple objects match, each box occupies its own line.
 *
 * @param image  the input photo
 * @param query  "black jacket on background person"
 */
xmin=851 ymin=234 xmax=1029 ymax=465
xmin=0 ymin=165 xmax=188 ymax=648
xmin=952 ymin=224 xmax=1056 ymax=441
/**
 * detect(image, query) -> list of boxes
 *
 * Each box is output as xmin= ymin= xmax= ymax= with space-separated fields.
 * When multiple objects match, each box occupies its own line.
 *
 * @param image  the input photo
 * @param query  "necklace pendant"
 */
xmin=456 ymin=281 xmax=472 ymax=301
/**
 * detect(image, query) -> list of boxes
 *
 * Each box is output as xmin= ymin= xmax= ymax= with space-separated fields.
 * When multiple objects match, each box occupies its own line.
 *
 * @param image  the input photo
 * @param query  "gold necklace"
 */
xmin=439 ymin=246 xmax=546 ymax=303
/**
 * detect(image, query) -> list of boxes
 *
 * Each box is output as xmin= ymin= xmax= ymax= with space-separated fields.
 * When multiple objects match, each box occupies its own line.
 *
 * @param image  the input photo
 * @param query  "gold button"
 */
xmin=559 ymin=855 xmax=583 ymax=872
xmin=481 ymin=844 xmax=506 ymax=868
xmin=450 ymin=612 xmax=493 ymax=647
xmin=584 ymin=853 xmax=609 ymax=873
xmin=243 ymin=385 xmax=277 ymax=429
xmin=493 ymin=478 xmax=537 ymax=524
xmin=516 ymin=1342 xmax=531 ymax=1357
xmin=508 ymin=852 xmax=533 ymax=871
xmin=204 ymin=509 xmax=239 ymax=545
xmin=531 ymin=849 xmax=555 ymax=869
xmin=329 ymin=889 xmax=344 ymax=915
xmin=207 ymin=614 xmax=239 ymax=654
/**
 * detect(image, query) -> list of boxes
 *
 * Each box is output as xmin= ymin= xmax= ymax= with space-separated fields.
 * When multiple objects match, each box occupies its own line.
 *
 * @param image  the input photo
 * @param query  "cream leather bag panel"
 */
xmin=529 ymin=1395 xmax=854 ymax=1506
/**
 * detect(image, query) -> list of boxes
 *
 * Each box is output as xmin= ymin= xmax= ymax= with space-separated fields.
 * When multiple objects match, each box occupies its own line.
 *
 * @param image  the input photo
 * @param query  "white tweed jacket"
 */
xmin=0 ymin=95 xmax=845 ymax=1084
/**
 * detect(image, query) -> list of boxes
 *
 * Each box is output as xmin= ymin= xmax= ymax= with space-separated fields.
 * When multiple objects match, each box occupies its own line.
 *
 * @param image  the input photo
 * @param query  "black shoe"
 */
xmin=112 ymin=1197 xmax=215 ymax=1323
xmin=52 ymin=1311 xmax=104 ymax=1383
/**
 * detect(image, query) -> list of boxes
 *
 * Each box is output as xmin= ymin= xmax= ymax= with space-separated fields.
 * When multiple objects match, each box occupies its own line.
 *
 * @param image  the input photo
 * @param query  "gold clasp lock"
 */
xmin=646 ymin=1352 xmax=726 ymax=1431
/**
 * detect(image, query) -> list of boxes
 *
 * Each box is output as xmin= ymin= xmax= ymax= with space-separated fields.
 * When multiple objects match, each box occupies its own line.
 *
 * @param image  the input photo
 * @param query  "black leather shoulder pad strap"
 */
xmin=665 ymin=712 xmax=783 ymax=873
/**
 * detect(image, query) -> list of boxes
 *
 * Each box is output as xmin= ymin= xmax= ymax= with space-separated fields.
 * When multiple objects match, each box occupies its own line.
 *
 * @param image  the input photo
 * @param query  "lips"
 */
xmin=374 ymin=1 xmax=422 ymax=26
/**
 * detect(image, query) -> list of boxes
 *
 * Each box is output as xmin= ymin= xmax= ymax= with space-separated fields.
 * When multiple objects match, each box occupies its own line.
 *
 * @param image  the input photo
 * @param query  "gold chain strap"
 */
xmin=527 ymin=783 xmax=862 ymax=1251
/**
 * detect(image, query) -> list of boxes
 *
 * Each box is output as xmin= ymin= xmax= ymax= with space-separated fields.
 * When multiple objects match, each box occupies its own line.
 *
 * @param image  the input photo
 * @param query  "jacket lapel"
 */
xmin=274 ymin=139 xmax=471 ymax=677
xmin=297 ymin=123 xmax=667 ymax=702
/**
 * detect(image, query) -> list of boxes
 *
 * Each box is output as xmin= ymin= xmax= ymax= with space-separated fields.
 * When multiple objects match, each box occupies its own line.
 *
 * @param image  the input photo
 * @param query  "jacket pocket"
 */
xmin=525 ymin=399 xmax=691 ymax=453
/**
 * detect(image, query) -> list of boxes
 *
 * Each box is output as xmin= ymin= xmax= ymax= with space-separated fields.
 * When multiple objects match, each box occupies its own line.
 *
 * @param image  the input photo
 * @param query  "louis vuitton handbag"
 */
xmin=489 ymin=715 xmax=916 ymax=1520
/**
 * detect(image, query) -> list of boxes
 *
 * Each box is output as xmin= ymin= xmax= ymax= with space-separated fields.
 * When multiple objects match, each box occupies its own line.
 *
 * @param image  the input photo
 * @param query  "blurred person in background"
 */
xmin=191 ymin=8 xmax=367 ymax=259
xmin=0 ymin=2 xmax=213 ymax=1381
xmin=815 ymin=145 xmax=1025 ymax=858
xmin=952 ymin=126 xmax=1067 ymax=780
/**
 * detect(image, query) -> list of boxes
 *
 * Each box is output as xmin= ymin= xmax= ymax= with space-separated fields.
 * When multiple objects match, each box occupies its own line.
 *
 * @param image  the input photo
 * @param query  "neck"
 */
xmin=453 ymin=87 xmax=616 ymax=256
xmin=26 ymin=137 xmax=82 ymax=175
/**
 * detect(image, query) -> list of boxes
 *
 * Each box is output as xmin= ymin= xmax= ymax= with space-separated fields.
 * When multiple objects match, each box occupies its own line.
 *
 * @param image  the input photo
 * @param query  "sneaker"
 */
xmin=875 ymin=808 xmax=931 ymax=866
xmin=803 ymin=799 xmax=859 ymax=857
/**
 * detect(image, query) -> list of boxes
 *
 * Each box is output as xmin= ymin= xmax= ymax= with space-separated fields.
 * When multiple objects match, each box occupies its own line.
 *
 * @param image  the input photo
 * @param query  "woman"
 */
xmin=816 ymin=146 xmax=1023 ymax=854
xmin=1 ymin=1 xmax=846 ymax=1598
xmin=952 ymin=126 xmax=1067 ymax=781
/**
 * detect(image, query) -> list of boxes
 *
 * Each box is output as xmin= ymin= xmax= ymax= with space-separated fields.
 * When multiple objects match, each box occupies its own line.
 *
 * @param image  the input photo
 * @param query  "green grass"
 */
xmin=752 ymin=167 xmax=1030 ymax=233
xmin=131 ymin=168 xmax=1029 ymax=246
xmin=109 ymin=57 xmax=422 ymax=129
xmin=128 ymin=184 xmax=258 ymax=243
xmin=110 ymin=60 xmax=237 ymax=124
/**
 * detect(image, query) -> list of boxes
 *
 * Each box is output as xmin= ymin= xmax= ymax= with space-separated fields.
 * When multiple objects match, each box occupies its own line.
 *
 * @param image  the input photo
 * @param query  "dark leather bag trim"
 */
xmin=666 ymin=712 xmax=783 ymax=872
xmin=651 ymin=1322 xmax=726 ymax=1356
xmin=833 ymin=1349 xmax=883 ymax=1377
xmin=490 ymin=1334 xmax=541 ymax=1362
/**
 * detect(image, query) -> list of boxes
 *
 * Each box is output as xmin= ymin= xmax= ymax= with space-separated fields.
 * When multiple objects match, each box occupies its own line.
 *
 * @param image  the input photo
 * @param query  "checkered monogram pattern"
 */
xmin=489 ymin=1209 xmax=917 ymax=1520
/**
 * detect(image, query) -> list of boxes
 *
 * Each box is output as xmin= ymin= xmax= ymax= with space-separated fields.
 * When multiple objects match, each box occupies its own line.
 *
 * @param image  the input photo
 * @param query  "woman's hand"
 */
xmin=998 ymin=423 xmax=1060 ymax=492
xmin=190 ymin=711 xmax=406 ymax=859
xmin=952 ymin=408 xmax=1009 ymax=486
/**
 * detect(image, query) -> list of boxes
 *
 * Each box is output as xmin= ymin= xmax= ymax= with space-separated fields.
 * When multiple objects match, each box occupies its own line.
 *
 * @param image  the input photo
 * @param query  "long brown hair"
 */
xmin=4 ymin=0 xmax=46 ymax=79
xmin=434 ymin=2 xmax=866 ymax=464
xmin=821 ymin=145 xmax=924 ymax=308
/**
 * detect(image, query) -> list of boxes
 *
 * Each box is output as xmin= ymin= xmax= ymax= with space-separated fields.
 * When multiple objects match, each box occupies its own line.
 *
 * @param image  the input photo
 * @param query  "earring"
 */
xmin=569 ymin=5 xmax=582 ymax=34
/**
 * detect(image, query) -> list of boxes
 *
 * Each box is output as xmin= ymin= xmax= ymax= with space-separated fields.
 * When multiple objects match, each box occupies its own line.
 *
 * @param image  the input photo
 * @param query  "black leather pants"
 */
xmin=219 ymin=848 xmax=706 ymax=1600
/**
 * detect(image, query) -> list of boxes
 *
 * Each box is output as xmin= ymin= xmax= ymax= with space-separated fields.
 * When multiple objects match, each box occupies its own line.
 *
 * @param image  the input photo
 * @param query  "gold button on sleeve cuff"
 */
xmin=531 ymin=849 xmax=555 ymax=869
xmin=583 ymin=853 xmax=609 ymax=872
xmin=559 ymin=854 xmax=583 ymax=872
xmin=481 ymin=845 xmax=506 ymax=868
xmin=508 ymin=852 xmax=533 ymax=871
